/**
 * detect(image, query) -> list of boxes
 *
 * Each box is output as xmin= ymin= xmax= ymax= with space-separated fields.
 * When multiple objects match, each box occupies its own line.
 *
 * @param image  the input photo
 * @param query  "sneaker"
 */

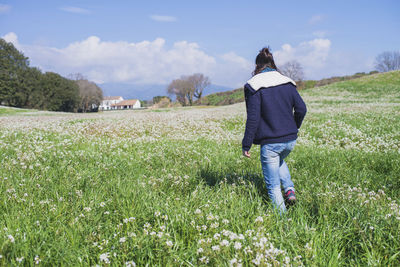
xmin=285 ymin=189 xmax=296 ymax=206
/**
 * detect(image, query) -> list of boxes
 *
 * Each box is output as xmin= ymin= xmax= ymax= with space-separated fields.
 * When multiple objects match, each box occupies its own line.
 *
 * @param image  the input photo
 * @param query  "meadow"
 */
xmin=0 ymin=71 xmax=399 ymax=266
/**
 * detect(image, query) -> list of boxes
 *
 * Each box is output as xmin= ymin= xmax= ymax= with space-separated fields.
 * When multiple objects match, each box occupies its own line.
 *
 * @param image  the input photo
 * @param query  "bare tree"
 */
xmin=68 ymin=73 xmax=103 ymax=112
xmin=279 ymin=60 xmax=305 ymax=81
xmin=167 ymin=73 xmax=211 ymax=106
xmin=167 ymin=78 xmax=192 ymax=106
xmin=375 ymin=51 xmax=400 ymax=72
xmin=189 ymin=73 xmax=210 ymax=100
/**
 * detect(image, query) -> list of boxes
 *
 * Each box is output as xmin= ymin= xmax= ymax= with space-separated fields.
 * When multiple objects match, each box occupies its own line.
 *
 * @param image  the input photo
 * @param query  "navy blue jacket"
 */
xmin=242 ymin=71 xmax=307 ymax=151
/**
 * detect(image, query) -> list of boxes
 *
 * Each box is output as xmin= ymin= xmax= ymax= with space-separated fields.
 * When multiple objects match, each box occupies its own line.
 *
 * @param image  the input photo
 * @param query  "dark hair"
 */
xmin=252 ymin=47 xmax=278 ymax=76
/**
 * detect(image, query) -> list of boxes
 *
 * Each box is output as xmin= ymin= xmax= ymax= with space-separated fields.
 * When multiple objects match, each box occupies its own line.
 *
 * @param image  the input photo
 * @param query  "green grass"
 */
xmin=200 ymin=88 xmax=244 ymax=106
xmin=0 ymin=107 xmax=32 ymax=116
xmin=0 ymin=71 xmax=399 ymax=266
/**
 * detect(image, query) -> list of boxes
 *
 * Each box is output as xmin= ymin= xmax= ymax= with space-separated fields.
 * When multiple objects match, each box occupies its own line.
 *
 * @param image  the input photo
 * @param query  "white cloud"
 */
xmin=4 ymin=33 xmax=214 ymax=83
xmin=309 ymin=14 xmax=324 ymax=25
xmin=274 ymin=38 xmax=331 ymax=78
xmin=150 ymin=15 xmax=177 ymax=22
xmin=2 ymin=32 xmax=374 ymax=86
xmin=2 ymin=32 xmax=21 ymax=49
xmin=274 ymin=38 xmax=373 ymax=79
xmin=216 ymin=52 xmax=253 ymax=87
xmin=0 ymin=4 xmax=11 ymax=13
xmin=59 ymin=6 xmax=91 ymax=14
xmin=2 ymin=32 xmax=253 ymax=87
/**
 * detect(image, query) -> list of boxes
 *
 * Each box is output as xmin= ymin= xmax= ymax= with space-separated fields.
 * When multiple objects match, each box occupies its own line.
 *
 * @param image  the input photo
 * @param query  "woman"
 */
xmin=242 ymin=47 xmax=307 ymax=214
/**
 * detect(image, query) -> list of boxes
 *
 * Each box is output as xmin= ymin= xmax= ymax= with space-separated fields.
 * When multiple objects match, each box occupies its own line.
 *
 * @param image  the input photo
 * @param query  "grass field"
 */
xmin=0 ymin=71 xmax=399 ymax=266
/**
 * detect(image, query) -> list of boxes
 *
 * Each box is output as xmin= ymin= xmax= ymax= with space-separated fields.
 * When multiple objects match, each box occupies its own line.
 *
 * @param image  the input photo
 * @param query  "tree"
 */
xmin=41 ymin=72 xmax=80 ymax=112
xmin=0 ymin=38 xmax=30 ymax=106
xmin=68 ymin=73 xmax=103 ymax=112
xmin=167 ymin=77 xmax=192 ymax=106
xmin=167 ymin=73 xmax=210 ymax=106
xmin=153 ymin=96 xmax=171 ymax=104
xmin=189 ymin=73 xmax=210 ymax=100
xmin=153 ymin=96 xmax=171 ymax=108
xmin=0 ymin=38 xmax=83 ymax=112
xmin=19 ymin=67 xmax=43 ymax=108
xmin=375 ymin=51 xmax=400 ymax=72
xmin=279 ymin=60 xmax=305 ymax=82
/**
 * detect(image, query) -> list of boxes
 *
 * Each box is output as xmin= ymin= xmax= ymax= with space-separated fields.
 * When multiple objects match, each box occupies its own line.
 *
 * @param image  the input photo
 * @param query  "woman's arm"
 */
xmin=292 ymin=87 xmax=307 ymax=129
xmin=242 ymin=85 xmax=261 ymax=152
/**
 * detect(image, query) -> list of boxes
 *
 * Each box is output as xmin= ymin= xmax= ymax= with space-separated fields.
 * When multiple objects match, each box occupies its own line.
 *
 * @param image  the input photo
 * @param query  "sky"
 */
xmin=1 ymin=0 xmax=399 ymax=88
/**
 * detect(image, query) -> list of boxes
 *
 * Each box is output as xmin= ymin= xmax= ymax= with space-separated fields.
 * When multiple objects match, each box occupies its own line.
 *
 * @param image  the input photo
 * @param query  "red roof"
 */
xmin=103 ymin=96 xmax=123 ymax=100
xmin=111 ymin=99 xmax=138 ymax=106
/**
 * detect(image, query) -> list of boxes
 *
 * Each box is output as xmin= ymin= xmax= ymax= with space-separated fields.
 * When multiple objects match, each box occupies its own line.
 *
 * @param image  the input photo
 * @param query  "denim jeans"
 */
xmin=260 ymin=140 xmax=296 ymax=214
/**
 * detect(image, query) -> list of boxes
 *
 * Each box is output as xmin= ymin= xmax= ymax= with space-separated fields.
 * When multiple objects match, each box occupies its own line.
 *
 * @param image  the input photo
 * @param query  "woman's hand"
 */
xmin=242 ymin=150 xmax=251 ymax=158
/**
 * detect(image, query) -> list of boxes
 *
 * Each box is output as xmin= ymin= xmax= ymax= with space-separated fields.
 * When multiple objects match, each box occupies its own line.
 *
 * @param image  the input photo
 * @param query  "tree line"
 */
xmin=0 ymin=38 xmax=103 ymax=112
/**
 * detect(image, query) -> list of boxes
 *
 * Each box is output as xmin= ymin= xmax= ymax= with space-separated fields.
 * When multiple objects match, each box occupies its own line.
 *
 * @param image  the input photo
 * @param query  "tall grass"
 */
xmin=0 ymin=71 xmax=399 ymax=266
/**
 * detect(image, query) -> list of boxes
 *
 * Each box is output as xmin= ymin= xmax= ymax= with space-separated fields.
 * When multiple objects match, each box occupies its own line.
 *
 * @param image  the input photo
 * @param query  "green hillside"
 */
xmin=306 ymin=70 xmax=400 ymax=97
xmin=198 ymin=88 xmax=244 ymax=106
xmin=200 ymin=71 xmax=399 ymax=106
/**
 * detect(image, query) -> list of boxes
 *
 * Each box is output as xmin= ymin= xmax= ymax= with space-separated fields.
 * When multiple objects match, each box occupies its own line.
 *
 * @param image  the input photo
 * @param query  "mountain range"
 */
xmin=99 ymin=82 xmax=234 ymax=101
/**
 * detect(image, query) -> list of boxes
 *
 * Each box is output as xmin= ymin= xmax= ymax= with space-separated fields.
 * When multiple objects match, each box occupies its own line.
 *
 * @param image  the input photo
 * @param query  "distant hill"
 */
xmin=197 ymin=88 xmax=244 ymax=106
xmin=198 ymin=71 xmax=387 ymax=106
xmin=308 ymin=70 xmax=400 ymax=96
xmin=99 ymin=82 xmax=232 ymax=101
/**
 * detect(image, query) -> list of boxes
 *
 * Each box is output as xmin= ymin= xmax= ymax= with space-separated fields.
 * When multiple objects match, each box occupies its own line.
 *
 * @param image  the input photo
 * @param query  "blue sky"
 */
xmin=1 ymin=0 xmax=399 ymax=87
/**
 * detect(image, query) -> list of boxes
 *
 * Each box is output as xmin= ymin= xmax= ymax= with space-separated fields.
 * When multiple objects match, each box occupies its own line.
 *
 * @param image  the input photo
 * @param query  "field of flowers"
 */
xmin=0 ymin=71 xmax=399 ymax=266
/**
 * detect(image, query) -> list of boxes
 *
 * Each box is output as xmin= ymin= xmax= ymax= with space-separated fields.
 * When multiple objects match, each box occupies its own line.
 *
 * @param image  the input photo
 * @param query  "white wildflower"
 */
xmin=212 ymin=245 xmax=220 ymax=251
xmin=99 ymin=253 xmax=110 ymax=264
xmin=199 ymin=256 xmax=209 ymax=263
xmin=220 ymin=239 xmax=230 ymax=246
xmin=119 ymin=237 xmax=126 ymax=243
xmin=255 ymin=216 xmax=263 ymax=223
xmin=125 ymin=261 xmax=136 ymax=267
xmin=34 ymin=255 xmax=41 ymax=264
xmin=234 ymin=242 xmax=242 ymax=250
xmin=128 ymin=232 xmax=136 ymax=238
xmin=166 ymin=240 xmax=173 ymax=247
xmin=8 ymin=235 xmax=15 ymax=243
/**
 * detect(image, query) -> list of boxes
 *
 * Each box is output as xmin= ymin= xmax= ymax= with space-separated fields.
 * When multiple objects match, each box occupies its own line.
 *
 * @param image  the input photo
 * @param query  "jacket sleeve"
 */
xmin=242 ymin=85 xmax=261 ymax=151
xmin=292 ymin=87 xmax=307 ymax=129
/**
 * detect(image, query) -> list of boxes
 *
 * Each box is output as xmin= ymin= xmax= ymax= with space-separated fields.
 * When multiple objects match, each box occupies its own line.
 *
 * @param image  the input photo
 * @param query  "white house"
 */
xmin=100 ymin=96 xmax=141 ymax=111
xmin=99 ymin=96 xmax=123 ymax=111
xmin=111 ymin=99 xmax=141 ymax=110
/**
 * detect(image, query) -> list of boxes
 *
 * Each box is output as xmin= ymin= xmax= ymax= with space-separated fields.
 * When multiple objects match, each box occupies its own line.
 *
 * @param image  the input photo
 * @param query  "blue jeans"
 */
xmin=260 ymin=140 xmax=296 ymax=214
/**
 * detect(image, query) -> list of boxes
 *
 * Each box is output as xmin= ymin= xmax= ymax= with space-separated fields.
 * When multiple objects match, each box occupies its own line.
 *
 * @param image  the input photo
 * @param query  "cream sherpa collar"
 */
xmin=247 ymin=71 xmax=296 ymax=91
